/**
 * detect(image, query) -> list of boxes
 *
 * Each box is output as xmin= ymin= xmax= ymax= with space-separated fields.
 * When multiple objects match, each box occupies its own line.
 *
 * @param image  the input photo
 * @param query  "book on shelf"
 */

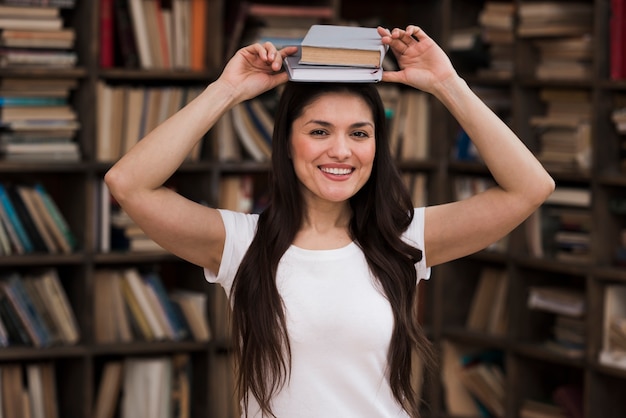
xmin=93 ymin=361 xmax=124 ymax=418
xmin=96 ymin=83 xmax=203 ymax=162
xmin=0 ymin=270 xmax=78 ymax=348
xmin=170 ymin=289 xmax=211 ymax=342
xmin=527 ymin=286 xmax=586 ymax=318
xmin=441 ymin=340 xmax=482 ymax=416
xmin=466 ymin=267 xmax=509 ymax=336
xmin=0 ymin=182 xmax=34 ymax=253
xmin=121 ymin=357 xmax=173 ymax=418
xmin=299 ymin=24 xmax=387 ymax=68
xmin=2 ymin=362 xmax=25 ymax=418
xmin=517 ymin=2 xmax=593 ymax=38
xmin=122 ymin=0 xmax=203 ymax=70
xmin=0 ymin=182 xmax=76 ymax=255
xmin=611 ymin=0 xmax=626 ymax=80
xmin=600 ymin=284 xmax=626 ymax=370
xmin=0 ymin=272 xmax=53 ymax=347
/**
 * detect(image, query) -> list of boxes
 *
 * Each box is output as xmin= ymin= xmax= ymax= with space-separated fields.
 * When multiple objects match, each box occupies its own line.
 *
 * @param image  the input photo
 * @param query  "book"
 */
xmin=612 ymin=0 xmax=626 ymax=79
xmin=93 ymin=361 xmax=123 ymax=418
xmin=284 ymin=52 xmax=383 ymax=83
xmin=299 ymin=24 xmax=387 ymax=68
xmin=99 ymin=0 xmax=114 ymax=67
xmin=0 ymin=182 xmax=33 ymax=252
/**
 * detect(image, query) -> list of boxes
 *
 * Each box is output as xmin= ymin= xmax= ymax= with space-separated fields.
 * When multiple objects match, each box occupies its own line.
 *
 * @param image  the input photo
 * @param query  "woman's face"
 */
xmin=290 ymin=92 xmax=376 ymax=206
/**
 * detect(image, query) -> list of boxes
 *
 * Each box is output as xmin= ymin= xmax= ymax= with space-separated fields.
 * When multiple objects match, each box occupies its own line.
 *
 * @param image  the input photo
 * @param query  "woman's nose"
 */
xmin=328 ymin=135 xmax=352 ymax=159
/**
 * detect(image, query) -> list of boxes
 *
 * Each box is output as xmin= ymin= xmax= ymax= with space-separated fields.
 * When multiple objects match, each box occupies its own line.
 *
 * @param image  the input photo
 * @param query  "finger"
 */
xmin=405 ymin=25 xmax=423 ymax=42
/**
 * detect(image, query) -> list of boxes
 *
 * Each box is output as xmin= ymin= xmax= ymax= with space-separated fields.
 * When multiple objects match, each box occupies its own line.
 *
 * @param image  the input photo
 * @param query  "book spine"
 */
xmin=6 ymin=184 xmax=48 ymax=252
xmin=10 ymin=276 xmax=52 ymax=346
xmin=144 ymin=273 xmax=188 ymax=340
xmin=114 ymin=0 xmax=140 ymax=68
xmin=99 ymin=0 xmax=115 ymax=68
xmin=0 ymin=290 xmax=32 ymax=345
xmin=0 ymin=183 xmax=34 ymax=252
xmin=190 ymin=0 xmax=206 ymax=70
xmin=33 ymin=183 xmax=77 ymax=250
xmin=611 ymin=0 xmax=626 ymax=80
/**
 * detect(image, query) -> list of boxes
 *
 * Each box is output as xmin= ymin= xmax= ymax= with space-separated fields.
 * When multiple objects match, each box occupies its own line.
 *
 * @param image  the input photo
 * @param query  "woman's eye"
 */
xmin=310 ymin=129 xmax=327 ymax=136
xmin=352 ymin=131 xmax=370 ymax=139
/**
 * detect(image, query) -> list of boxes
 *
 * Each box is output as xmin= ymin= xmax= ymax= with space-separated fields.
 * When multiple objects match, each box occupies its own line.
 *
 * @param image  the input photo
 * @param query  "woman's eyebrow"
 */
xmin=305 ymin=120 xmax=374 ymax=129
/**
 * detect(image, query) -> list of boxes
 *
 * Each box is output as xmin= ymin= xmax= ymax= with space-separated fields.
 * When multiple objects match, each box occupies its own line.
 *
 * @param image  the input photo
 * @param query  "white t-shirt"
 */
xmin=205 ymin=208 xmax=430 ymax=418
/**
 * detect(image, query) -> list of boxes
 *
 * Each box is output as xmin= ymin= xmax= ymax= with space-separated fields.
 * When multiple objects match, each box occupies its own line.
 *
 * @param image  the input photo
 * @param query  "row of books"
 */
xmin=1 ymin=361 xmax=59 ymax=418
xmin=100 ymin=0 xmax=207 ymax=70
xmin=0 ymin=182 xmax=76 ymax=255
xmin=0 ymin=269 xmax=79 ymax=348
xmin=94 ymin=268 xmax=211 ymax=344
xmin=96 ymin=82 xmax=203 ymax=162
xmin=0 ymin=3 xmax=77 ymax=68
xmin=93 ymin=355 xmax=191 ymax=418
xmin=442 ymin=340 xmax=584 ymax=417
xmin=0 ymin=77 xmax=80 ymax=162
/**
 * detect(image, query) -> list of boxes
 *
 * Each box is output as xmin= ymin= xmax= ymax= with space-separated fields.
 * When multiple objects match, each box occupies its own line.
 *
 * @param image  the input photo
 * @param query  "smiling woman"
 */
xmin=103 ymin=25 xmax=554 ymax=418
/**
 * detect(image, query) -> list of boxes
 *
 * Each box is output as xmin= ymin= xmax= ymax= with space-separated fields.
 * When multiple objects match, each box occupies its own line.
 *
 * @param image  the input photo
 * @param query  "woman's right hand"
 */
xmin=218 ymin=43 xmax=298 ymax=103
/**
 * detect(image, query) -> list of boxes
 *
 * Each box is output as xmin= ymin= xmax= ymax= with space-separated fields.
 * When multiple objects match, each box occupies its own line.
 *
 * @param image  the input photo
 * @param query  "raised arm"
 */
xmin=379 ymin=26 xmax=555 ymax=267
xmin=104 ymin=43 xmax=297 ymax=273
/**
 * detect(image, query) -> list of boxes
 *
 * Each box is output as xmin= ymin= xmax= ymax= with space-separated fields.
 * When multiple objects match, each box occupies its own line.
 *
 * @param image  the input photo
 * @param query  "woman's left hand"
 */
xmin=378 ymin=25 xmax=457 ymax=94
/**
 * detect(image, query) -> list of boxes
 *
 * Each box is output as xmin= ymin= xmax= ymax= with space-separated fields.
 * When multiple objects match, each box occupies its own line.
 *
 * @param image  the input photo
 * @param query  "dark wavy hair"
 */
xmin=230 ymin=82 xmax=433 ymax=417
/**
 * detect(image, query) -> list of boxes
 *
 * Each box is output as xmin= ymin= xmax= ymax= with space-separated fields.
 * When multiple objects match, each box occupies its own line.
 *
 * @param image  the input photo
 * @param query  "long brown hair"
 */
xmin=230 ymin=82 xmax=433 ymax=417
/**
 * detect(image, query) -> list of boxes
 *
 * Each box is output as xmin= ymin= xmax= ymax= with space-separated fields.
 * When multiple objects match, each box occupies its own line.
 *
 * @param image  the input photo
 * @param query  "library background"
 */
xmin=0 ymin=0 xmax=625 ymax=417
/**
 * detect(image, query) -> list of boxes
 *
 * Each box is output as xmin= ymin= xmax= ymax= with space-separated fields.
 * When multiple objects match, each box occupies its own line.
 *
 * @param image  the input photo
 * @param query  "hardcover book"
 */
xmin=299 ymin=24 xmax=387 ymax=68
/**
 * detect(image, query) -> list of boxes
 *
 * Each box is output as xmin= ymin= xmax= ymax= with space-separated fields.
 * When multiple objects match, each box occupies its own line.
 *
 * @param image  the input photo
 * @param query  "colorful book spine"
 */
xmin=33 ymin=183 xmax=77 ymax=250
xmin=0 ymin=183 xmax=33 ymax=253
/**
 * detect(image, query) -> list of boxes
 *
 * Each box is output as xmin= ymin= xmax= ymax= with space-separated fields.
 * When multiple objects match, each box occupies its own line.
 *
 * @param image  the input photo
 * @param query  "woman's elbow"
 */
xmin=103 ymin=165 xmax=131 ymax=204
xmin=530 ymin=173 xmax=556 ymax=208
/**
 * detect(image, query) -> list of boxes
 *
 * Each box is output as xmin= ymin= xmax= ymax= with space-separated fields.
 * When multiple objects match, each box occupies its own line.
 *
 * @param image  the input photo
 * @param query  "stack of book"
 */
xmin=283 ymin=24 xmax=388 ymax=83
xmin=477 ymin=1 xmax=515 ymax=79
xmin=0 ymin=77 xmax=80 ymax=162
xmin=517 ymin=2 xmax=593 ymax=80
xmin=530 ymin=89 xmax=592 ymax=174
xmin=0 ymin=3 xmax=77 ymax=68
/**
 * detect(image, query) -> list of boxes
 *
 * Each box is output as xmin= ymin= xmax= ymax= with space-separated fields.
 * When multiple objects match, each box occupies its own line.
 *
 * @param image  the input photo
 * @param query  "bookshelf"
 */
xmin=2 ymin=0 xmax=626 ymax=417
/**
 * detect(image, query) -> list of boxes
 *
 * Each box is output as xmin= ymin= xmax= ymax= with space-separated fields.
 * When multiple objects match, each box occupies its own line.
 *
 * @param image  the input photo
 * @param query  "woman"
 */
xmin=105 ymin=26 xmax=555 ymax=417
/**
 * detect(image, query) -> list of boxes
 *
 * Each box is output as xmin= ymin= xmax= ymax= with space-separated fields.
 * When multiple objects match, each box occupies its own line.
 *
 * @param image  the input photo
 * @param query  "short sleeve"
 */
xmin=402 ymin=207 xmax=431 ymax=282
xmin=203 ymin=209 xmax=259 ymax=295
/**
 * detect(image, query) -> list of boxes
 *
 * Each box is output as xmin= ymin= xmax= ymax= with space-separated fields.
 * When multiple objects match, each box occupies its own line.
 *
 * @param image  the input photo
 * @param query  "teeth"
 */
xmin=321 ymin=167 xmax=352 ymax=175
